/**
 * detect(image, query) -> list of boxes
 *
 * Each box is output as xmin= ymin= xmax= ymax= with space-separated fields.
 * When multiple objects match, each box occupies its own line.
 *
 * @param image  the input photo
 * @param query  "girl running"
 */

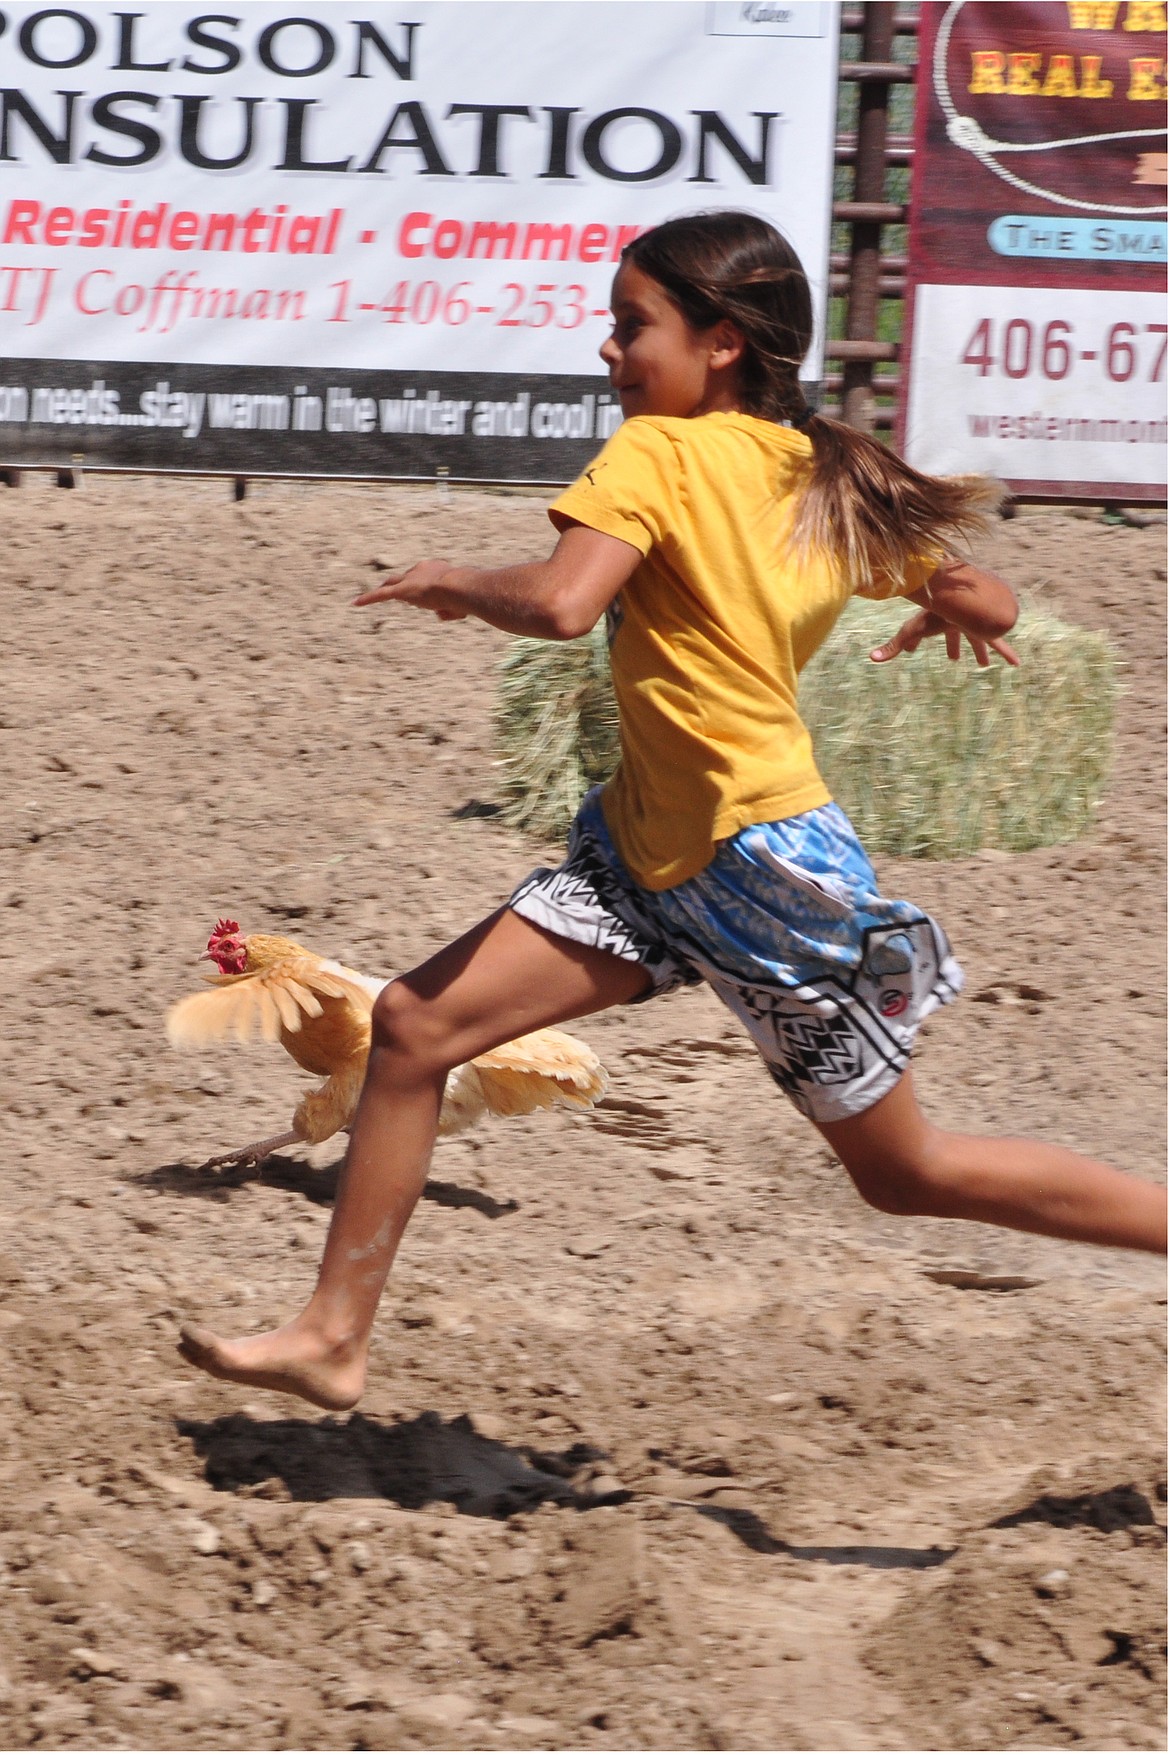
xmin=180 ymin=211 xmax=1166 ymax=1411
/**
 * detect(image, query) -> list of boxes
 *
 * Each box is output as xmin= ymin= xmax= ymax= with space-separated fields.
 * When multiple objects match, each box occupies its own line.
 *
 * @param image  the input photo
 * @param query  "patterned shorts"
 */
xmin=509 ymin=789 xmax=962 ymax=1124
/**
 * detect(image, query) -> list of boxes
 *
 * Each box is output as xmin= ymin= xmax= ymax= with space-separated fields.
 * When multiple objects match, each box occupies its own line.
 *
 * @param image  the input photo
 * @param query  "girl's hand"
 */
xmin=350 ymin=526 xmax=639 ymax=642
xmin=869 ymin=608 xmax=1020 ymax=669
xmin=352 ymin=561 xmax=469 ymax=620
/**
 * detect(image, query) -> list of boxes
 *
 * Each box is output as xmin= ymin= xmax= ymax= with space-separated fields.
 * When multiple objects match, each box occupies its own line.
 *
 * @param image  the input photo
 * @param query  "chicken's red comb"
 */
xmin=209 ymin=917 xmax=241 ymax=941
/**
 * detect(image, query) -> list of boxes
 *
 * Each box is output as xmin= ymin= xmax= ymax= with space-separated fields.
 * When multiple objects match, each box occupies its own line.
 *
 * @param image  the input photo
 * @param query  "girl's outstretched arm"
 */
xmin=353 ymin=522 xmax=641 ymax=641
xmin=870 ymin=558 xmax=1020 ymax=668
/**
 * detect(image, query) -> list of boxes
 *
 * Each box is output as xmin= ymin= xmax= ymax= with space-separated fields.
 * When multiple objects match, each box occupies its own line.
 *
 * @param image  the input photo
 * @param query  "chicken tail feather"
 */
xmin=471 ymin=1028 xmax=609 ymax=1118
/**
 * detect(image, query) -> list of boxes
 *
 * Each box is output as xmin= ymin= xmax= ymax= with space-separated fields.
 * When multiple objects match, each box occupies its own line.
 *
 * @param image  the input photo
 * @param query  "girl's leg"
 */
xmin=816 ymin=1070 xmax=1166 ymax=1254
xmin=179 ymin=907 xmax=651 ymax=1408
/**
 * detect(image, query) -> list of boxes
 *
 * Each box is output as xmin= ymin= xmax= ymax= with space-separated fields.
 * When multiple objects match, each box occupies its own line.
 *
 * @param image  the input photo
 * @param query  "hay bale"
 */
xmin=800 ymin=599 xmax=1117 ymax=857
xmin=495 ymin=626 xmax=618 ymax=840
xmin=494 ymin=602 xmax=1117 ymax=858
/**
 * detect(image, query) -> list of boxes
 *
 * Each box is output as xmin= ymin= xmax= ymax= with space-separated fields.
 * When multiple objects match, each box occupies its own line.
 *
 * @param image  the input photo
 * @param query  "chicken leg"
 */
xmin=198 ymin=1129 xmax=305 ymax=1171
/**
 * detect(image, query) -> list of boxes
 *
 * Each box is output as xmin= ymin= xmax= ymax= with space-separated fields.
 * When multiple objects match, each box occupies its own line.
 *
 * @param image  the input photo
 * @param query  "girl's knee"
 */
xmin=820 ymin=1088 xmax=971 ymax=1218
xmin=851 ymin=1167 xmax=936 ymax=1217
xmin=370 ymin=979 xmax=454 ymax=1071
xmin=370 ymin=977 xmax=409 ymax=1046
xmin=838 ymin=1138 xmax=960 ymax=1218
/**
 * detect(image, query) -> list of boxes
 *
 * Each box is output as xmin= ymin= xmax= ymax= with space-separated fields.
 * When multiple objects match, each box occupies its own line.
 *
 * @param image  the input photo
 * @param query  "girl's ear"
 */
xmin=709 ymin=319 xmax=746 ymax=371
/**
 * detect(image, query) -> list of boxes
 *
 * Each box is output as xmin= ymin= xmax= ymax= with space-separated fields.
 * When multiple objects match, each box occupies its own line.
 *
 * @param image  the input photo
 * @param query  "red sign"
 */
xmin=901 ymin=1 xmax=1167 ymax=501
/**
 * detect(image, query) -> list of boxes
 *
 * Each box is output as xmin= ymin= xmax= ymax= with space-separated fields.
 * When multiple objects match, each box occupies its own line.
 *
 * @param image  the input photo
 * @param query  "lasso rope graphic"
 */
xmin=934 ymin=0 xmax=1168 ymax=217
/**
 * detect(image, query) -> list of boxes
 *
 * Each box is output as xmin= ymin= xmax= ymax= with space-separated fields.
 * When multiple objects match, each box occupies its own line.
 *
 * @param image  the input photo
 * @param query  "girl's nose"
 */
xmin=599 ymin=335 xmax=618 ymax=365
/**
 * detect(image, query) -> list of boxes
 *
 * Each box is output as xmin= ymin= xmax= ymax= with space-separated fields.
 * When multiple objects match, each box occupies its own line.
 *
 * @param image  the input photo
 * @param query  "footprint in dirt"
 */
xmin=589 ymin=1092 xmax=708 ymax=1154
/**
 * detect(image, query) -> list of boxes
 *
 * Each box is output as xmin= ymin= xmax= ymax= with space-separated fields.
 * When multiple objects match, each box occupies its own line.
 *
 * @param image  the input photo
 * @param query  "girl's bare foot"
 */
xmin=177 ymin=1320 xmax=367 ymax=1411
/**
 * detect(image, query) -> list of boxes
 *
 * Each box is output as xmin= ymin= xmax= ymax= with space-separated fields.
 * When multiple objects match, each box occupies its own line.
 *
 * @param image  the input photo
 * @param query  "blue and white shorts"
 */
xmin=509 ymin=789 xmax=962 ymax=1124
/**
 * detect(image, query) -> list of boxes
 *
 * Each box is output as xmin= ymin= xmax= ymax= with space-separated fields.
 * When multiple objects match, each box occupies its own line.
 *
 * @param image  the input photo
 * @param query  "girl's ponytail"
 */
xmin=794 ymin=411 xmax=1002 ymax=594
xmin=623 ymin=212 xmax=1000 ymax=591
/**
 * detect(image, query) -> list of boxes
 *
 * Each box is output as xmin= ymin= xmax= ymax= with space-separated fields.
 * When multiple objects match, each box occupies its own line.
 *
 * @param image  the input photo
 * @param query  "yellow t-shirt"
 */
xmin=550 ymin=412 xmax=933 ymax=891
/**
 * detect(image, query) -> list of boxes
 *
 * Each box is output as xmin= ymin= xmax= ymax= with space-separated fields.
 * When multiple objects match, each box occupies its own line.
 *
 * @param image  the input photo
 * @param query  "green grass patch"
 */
xmin=494 ymin=600 xmax=1118 ymax=859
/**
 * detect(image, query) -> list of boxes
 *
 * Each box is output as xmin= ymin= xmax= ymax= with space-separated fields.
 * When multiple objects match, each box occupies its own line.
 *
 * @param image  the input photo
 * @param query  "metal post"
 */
xmin=842 ymin=2 xmax=896 ymax=434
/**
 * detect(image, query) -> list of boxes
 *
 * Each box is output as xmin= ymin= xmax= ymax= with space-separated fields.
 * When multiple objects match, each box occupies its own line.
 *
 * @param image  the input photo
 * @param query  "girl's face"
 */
xmin=600 ymin=262 xmax=744 ymax=420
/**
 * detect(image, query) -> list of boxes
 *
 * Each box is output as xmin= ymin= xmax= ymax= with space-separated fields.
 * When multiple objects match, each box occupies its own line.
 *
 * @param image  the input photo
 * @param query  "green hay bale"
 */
xmin=494 ymin=601 xmax=1117 ymax=858
xmin=495 ymin=625 xmax=618 ymax=840
xmin=799 ymin=598 xmax=1118 ymax=858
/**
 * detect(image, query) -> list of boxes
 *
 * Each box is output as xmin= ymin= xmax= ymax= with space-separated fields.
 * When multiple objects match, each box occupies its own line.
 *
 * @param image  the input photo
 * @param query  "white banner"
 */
xmin=0 ymin=0 xmax=841 ymax=477
xmin=905 ymin=284 xmax=1167 ymax=490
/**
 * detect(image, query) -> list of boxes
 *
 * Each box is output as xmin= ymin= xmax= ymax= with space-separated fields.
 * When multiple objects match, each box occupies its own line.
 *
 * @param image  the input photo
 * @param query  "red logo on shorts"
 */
xmin=879 ymin=989 xmax=909 ymax=1017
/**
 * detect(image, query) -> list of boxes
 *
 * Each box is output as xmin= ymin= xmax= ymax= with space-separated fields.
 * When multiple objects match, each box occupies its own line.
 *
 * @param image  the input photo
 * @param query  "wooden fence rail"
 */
xmin=827 ymin=1 xmax=919 ymax=436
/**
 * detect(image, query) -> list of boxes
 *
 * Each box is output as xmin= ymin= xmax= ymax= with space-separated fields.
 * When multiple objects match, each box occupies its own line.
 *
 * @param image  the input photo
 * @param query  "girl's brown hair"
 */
xmin=622 ymin=211 xmax=999 ymax=590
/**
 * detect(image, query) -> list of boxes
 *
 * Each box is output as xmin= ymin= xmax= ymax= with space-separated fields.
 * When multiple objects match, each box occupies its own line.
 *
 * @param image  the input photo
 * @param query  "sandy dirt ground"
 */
xmin=0 ymin=476 xmax=1165 ymax=1753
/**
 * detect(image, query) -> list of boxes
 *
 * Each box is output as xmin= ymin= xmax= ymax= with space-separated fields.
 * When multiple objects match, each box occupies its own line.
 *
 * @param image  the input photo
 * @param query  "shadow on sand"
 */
xmin=139 ymin=1153 xmax=519 ymax=1219
xmin=178 ymin=1407 xmax=614 ymax=1517
xmin=991 ymin=1483 xmax=1161 ymax=1535
xmin=692 ymin=1503 xmax=957 ymax=1570
xmin=179 ymin=1408 xmax=965 ymax=1572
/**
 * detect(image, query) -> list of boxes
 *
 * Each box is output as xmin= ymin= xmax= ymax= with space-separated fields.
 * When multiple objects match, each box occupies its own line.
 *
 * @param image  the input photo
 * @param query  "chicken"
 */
xmin=166 ymin=918 xmax=609 ymax=1169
